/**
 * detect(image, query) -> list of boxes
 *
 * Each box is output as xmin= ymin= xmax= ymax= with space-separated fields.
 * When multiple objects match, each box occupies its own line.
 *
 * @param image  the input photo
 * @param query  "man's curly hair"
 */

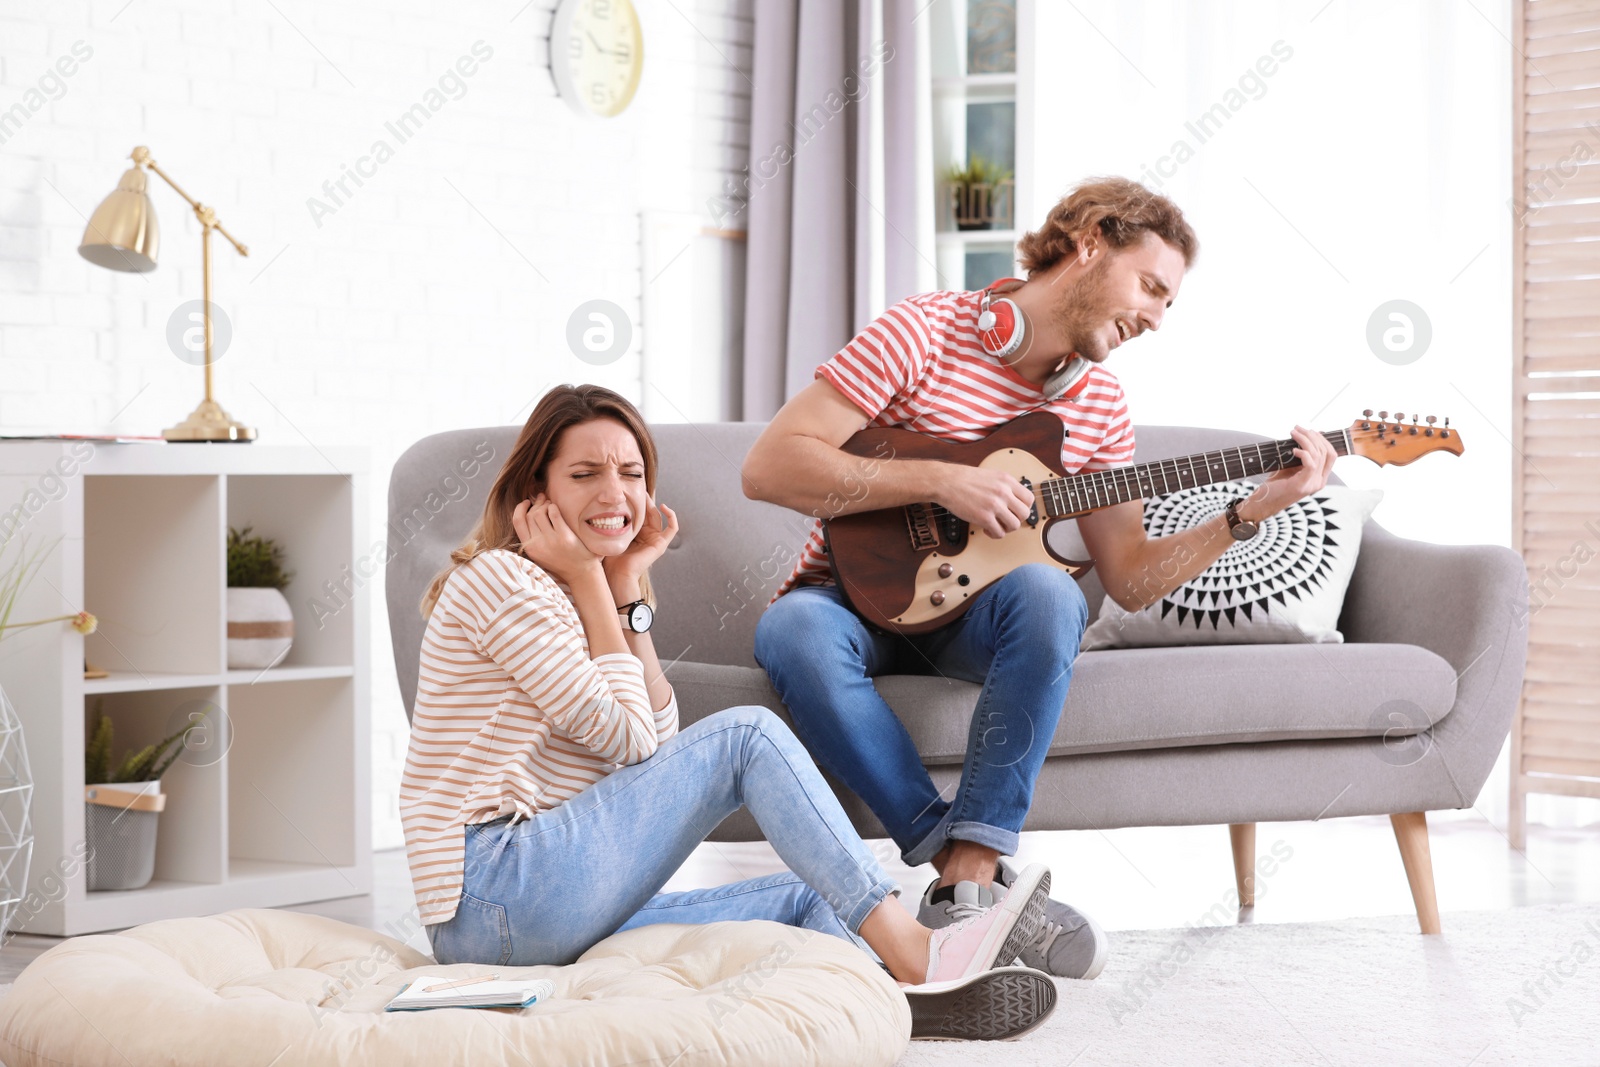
xmin=1017 ymin=177 xmax=1198 ymax=275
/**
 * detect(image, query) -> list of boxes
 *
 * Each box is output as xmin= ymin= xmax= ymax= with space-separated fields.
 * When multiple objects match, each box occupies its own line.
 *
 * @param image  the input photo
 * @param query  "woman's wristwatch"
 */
xmin=617 ymin=599 xmax=654 ymax=633
xmin=1224 ymin=497 xmax=1260 ymax=541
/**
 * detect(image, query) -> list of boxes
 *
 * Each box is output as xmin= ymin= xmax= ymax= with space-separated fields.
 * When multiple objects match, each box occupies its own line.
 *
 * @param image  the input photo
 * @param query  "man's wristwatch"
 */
xmin=1224 ymin=497 xmax=1260 ymax=541
xmin=617 ymin=599 xmax=654 ymax=633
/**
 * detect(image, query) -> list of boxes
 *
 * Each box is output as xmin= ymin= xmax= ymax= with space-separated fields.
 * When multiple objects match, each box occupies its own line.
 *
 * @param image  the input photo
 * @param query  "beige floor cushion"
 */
xmin=0 ymin=908 xmax=910 ymax=1067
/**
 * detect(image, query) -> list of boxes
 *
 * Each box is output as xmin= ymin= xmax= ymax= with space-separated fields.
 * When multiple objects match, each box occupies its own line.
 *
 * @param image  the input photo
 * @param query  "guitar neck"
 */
xmin=1038 ymin=428 xmax=1353 ymax=517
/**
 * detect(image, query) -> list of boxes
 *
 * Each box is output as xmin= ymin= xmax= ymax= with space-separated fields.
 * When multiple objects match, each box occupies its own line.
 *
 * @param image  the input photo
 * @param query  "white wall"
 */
xmin=0 ymin=0 xmax=753 ymax=849
xmin=1031 ymin=0 xmax=1511 ymax=551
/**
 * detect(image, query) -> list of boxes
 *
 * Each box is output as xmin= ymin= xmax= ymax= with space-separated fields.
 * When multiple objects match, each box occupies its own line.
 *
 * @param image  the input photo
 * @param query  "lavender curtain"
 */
xmin=739 ymin=0 xmax=934 ymax=421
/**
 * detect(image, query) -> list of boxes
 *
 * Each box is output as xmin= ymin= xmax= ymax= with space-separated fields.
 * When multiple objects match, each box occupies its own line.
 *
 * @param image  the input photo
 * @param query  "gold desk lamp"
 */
xmin=78 ymin=145 xmax=255 ymax=442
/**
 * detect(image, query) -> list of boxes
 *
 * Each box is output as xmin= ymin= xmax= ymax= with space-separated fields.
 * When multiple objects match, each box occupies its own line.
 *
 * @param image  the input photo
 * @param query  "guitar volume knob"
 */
xmin=938 ymin=563 xmax=953 ymax=578
xmin=930 ymin=590 xmax=946 ymax=606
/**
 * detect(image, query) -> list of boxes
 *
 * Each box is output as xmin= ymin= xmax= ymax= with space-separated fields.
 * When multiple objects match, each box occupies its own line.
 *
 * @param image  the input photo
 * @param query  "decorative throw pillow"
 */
xmin=1079 ymin=480 xmax=1383 ymax=649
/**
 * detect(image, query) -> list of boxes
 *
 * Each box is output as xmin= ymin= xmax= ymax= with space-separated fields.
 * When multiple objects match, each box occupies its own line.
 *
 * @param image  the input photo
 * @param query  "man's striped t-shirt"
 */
xmin=770 ymin=287 xmax=1137 ymax=602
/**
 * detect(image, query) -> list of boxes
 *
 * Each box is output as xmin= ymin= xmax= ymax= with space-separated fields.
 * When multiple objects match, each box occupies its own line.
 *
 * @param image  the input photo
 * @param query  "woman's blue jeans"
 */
xmin=426 ymin=705 xmax=902 ymax=967
xmin=753 ymin=562 xmax=1089 ymax=867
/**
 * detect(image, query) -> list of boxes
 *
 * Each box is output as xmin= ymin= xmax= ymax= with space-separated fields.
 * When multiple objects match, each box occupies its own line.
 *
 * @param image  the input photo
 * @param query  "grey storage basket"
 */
xmin=84 ymin=784 xmax=164 ymax=892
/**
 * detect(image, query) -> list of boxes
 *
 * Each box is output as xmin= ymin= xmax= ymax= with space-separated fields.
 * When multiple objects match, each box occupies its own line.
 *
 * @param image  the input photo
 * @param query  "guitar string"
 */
xmin=918 ymin=428 xmax=1356 ymax=523
xmin=922 ymin=429 xmax=1348 ymax=522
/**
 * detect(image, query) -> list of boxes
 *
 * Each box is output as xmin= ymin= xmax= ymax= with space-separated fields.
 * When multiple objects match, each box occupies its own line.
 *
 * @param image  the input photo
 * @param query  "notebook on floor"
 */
xmin=385 ymin=974 xmax=554 ymax=1012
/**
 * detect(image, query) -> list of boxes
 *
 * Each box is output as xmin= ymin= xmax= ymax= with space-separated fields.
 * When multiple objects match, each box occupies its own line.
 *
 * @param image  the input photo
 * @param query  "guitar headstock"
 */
xmin=1346 ymin=409 xmax=1465 ymax=466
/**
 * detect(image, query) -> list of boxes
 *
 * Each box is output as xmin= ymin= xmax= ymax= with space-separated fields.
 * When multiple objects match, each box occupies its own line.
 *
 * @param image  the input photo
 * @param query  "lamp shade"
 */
xmin=78 ymin=165 xmax=159 ymax=273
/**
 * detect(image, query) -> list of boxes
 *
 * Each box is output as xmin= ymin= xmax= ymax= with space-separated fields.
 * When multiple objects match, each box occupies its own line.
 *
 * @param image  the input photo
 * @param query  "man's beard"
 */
xmin=1049 ymin=256 xmax=1116 ymax=363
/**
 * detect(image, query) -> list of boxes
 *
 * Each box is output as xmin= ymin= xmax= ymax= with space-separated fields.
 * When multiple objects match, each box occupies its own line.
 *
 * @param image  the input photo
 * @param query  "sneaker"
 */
xmin=903 ymin=862 xmax=1054 ymax=1041
xmin=902 ymin=966 xmax=1058 ymax=1041
xmin=920 ymin=862 xmax=1050 ymax=985
xmin=997 ymin=856 xmax=1109 ymax=980
xmin=917 ymin=875 xmax=999 ymax=930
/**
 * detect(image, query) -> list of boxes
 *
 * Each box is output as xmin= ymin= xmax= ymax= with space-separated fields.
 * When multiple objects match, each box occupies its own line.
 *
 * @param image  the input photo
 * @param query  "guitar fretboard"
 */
xmin=1036 ymin=428 xmax=1353 ymax=517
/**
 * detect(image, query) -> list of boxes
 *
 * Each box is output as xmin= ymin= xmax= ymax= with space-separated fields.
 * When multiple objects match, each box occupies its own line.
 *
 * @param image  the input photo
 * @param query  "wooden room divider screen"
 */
xmin=1508 ymin=0 xmax=1600 ymax=848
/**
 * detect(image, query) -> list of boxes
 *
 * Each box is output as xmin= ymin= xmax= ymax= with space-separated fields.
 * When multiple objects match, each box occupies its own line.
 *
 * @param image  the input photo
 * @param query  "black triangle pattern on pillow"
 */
xmin=1141 ymin=481 xmax=1340 ymax=631
xmin=1080 ymin=480 xmax=1383 ymax=650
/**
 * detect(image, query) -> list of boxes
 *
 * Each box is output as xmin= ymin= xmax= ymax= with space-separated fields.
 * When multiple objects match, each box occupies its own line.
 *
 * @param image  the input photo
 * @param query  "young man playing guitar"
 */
xmin=743 ymin=177 xmax=1338 ymax=980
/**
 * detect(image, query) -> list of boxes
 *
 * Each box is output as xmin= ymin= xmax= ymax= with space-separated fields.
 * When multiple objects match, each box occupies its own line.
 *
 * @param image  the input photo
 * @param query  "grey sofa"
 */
xmin=387 ymin=422 xmax=1529 ymax=935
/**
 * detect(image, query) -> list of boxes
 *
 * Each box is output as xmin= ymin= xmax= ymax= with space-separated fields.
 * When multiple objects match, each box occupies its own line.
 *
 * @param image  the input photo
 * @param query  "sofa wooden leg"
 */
xmin=1228 ymin=823 xmax=1256 ymax=906
xmin=1391 ymin=811 xmax=1442 ymax=935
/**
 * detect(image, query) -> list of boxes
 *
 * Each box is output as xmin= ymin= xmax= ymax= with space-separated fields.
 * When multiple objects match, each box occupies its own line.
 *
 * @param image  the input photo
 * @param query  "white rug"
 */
xmin=897 ymin=904 xmax=1600 ymax=1066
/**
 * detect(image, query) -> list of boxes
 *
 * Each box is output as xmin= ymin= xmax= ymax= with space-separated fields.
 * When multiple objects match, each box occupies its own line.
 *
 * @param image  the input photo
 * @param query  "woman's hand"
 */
xmin=601 ymin=498 xmax=678 ymax=594
xmin=512 ymin=494 xmax=602 ymax=583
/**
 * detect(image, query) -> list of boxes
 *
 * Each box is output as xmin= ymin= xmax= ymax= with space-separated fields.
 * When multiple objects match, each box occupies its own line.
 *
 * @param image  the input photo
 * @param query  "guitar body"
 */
xmin=823 ymin=412 xmax=1093 ymax=634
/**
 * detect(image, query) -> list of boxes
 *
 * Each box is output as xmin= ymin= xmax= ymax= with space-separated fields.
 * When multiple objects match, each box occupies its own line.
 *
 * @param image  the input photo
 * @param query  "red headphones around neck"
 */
xmin=976 ymin=278 xmax=1092 ymax=401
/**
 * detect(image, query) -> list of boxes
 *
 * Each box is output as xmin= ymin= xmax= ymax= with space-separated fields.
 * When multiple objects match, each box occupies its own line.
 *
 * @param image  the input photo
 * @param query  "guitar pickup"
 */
xmin=1020 ymin=476 xmax=1038 ymax=528
xmin=939 ymin=510 xmax=968 ymax=547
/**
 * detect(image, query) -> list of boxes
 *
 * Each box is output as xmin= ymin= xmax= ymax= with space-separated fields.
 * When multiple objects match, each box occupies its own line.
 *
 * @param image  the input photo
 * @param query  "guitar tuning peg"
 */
xmin=1363 ymin=408 xmax=1373 ymax=417
xmin=1394 ymin=412 xmax=1405 ymax=422
xmin=1425 ymin=415 xmax=1436 ymax=424
xmin=1425 ymin=414 xmax=1436 ymax=436
xmin=1441 ymin=416 xmax=1450 ymax=439
xmin=1378 ymin=410 xmax=1389 ymax=420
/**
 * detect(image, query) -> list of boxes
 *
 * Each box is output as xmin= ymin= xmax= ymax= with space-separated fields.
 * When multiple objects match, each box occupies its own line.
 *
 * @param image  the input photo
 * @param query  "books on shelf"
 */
xmin=385 ymin=974 xmax=554 ymax=1012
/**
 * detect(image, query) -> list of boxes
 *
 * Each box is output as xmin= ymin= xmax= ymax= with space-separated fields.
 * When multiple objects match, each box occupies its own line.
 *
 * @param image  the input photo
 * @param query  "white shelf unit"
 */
xmin=0 ymin=442 xmax=371 ymax=936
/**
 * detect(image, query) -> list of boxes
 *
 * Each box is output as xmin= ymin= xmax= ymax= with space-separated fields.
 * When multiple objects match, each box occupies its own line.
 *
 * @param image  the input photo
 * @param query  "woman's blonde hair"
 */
xmin=420 ymin=384 xmax=660 ymax=619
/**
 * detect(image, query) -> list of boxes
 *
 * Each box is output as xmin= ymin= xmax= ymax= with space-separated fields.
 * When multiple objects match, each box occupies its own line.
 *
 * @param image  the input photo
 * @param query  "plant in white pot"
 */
xmin=227 ymin=525 xmax=294 ymax=671
xmin=942 ymin=154 xmax=1014 ymax=231
xmin=82 ymin=701 xmax=207 ymax=891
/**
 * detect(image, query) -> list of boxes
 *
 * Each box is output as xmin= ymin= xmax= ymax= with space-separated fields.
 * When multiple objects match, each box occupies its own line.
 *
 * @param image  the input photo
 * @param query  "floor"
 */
xmin=4 ymin=810 xmax=1596 ymax=982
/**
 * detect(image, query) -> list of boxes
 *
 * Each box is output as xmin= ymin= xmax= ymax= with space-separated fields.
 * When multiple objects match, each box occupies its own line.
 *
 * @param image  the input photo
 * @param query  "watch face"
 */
xmin=627 ymin=602 xmax=653 ymax=632
xmin=553 ymin=0 xmax=644 ymax=118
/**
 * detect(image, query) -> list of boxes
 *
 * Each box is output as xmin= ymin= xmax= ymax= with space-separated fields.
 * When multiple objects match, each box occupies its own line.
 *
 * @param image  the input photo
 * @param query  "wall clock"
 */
xmin=551 ymin=0 xmax=644 ymax=118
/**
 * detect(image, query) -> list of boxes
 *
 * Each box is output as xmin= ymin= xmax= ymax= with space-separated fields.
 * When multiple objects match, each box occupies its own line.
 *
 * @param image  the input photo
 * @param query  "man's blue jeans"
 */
xmin=753 ymin=562 xmax=1089 ymax=867
xmin=426 ymin=706 xmax=901 ymax=967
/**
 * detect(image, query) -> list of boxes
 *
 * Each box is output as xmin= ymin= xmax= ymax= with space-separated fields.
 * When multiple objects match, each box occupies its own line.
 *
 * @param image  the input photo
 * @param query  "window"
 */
xmin=930 ymin=0 xmax=1028 ymax=290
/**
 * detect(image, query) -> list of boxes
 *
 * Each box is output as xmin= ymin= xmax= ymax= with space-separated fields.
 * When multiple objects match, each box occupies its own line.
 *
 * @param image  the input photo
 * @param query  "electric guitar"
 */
xmin=821 ymin=409 xmax=1465 ymax=634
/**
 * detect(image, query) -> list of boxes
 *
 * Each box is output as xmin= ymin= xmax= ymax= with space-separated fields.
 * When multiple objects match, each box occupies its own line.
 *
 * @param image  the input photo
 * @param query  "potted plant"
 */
xmin=227 ymin=525 xmax=294 ymax=671
xmin=82 ymin=701 xmax=208 ymax=891
xmin=943 ymin=155 xmax=1015 ymax=231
